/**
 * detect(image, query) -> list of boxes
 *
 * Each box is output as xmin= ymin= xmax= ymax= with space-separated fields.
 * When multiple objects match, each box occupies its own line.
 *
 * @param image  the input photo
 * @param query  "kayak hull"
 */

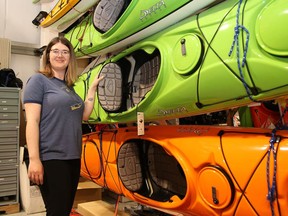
xmin=74 ymin=0 xmax=288 ymax=124
xmin=81 ymin=125 xmax=288 ymax=215
xmin=65 ymin=0 xmax=223 ymax=57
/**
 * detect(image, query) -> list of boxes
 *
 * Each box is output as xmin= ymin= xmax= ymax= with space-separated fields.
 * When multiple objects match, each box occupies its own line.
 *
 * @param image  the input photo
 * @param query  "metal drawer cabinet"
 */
xmin=0 ymin=166 xmax=18 ymax=205
xmin=0 ymin=87 xmax=20 ymax=206
xmin=0 ymin=87 xmax=20 ymax=128
xmin=0 ymin=127 xmax=18 ymax=151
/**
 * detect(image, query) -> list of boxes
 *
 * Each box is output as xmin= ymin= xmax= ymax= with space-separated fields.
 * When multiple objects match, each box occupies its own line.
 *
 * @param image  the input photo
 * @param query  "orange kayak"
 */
xmin=249 ymin=101 xmax=281 ymax=129
xmin=81 ymin=125 xmax=288 ymax=215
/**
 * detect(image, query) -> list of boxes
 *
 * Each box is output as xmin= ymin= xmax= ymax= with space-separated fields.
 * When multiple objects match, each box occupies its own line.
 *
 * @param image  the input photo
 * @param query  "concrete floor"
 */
xmin=5 ymin=211 xmax=46 ymax=216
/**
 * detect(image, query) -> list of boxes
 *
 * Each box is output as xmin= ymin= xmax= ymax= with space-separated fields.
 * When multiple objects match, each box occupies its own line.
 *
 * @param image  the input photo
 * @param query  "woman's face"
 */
xmin=49 ymin=42 xmax=70 ymax=72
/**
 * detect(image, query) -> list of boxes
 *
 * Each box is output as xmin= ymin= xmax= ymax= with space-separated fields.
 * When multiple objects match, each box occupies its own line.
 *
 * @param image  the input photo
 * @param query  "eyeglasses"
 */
xmin=50 ymin=49 xmax=70 ymax=56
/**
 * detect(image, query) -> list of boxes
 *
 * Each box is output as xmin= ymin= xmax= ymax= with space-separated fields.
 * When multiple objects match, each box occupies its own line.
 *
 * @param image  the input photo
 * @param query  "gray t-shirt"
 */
xmin=23 ymin=73 xmax=84 ymax=161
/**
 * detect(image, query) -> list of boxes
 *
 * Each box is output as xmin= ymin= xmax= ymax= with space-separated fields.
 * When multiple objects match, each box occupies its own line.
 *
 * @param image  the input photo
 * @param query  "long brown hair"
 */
xmin=40 ymin=36 xmax=77 ymax=87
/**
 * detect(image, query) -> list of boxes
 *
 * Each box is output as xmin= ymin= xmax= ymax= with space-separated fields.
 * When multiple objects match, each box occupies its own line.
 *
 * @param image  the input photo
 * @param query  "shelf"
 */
xmin=11 ymin=41 xmax=41 ymax=57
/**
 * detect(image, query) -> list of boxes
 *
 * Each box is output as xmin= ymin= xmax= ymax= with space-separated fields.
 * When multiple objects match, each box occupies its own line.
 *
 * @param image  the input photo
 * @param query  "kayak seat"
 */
xmin=97 ymin=49 xmax=160 ymax=112
xmin=132 ymin=55 xmax=160 ymax=106
xmin=93 ymin=0 xmax=126 ymax=33
xmin=118 ymin=140 xmax=187 ymax=201
xmin=117 ymin=142 xmax=144 ymax=192
xmin=97 ymin=63 xmax=123 ymax=112
xmin=147 ymin=143 xmax=187 ymax=200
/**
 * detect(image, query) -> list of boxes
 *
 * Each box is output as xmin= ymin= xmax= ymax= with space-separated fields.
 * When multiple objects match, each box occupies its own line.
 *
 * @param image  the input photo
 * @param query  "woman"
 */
xmin=23 ymin=36 xmax=104 ymax=216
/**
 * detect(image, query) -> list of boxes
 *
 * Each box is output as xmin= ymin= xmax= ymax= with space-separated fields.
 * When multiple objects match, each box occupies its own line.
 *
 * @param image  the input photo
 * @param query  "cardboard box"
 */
xmin=73 ymin=178 xmax=102 ymax=208
xmin=77 ymin=200 xmax=129 ymax=216
xmin=19 ymin=147 xmax=46 ymax=214
xmin=103 ymin=189 xmax=131 ymax=203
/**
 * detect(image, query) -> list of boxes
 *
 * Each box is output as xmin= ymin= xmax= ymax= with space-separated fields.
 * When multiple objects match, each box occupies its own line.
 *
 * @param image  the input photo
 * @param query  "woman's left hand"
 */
xmin=91 ymin=75 xmax=105 ymax=89
xmin=82 ymin=75 xmax=106 ymax=121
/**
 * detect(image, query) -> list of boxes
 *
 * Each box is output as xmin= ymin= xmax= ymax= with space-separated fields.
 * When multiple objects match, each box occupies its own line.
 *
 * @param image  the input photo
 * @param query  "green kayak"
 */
xmin=74 ymin=0 xmax=288 ymax=124
xmin=65 ymin=0 xmax=223 ymax=57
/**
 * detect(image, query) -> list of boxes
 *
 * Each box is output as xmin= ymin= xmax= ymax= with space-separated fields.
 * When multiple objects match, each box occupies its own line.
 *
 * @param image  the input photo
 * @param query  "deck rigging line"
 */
xmin=228 ymin=0 xmax=254 ymax=102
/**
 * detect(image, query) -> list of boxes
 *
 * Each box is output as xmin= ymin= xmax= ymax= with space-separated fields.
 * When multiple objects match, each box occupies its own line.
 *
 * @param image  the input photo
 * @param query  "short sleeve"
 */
xmin=23 ymin=73 xmax=45 ymax=104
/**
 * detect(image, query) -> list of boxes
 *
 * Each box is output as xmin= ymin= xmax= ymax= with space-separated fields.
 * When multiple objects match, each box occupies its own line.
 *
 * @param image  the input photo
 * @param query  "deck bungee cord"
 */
xmin=228 ymin=0 xmax=254 ymax=102
xmin=82 ymin=129 xmax=123 ymax=194
xmin=266 ymin=106 xmax=288 ymax=216
xmin=82 ymin=136 xmax=102 ymax=180
xmin=266 ymin=129 xmax=279 ymax=216
xmin=196 ymin=0 xmax=256 ymax=109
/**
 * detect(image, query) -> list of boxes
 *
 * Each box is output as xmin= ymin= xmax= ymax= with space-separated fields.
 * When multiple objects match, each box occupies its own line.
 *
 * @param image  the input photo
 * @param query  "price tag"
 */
xmin=137 ymin=112 xmax=144 ymax=136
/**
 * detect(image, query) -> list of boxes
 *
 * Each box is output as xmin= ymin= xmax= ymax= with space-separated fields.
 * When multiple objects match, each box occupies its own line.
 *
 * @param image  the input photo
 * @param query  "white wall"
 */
xmin=0 ymin=0 xmax=58 ymax=44
xmin=0 ymin=0 xmax=41 ymax=45
xmin=0 ymin=0 xmax=59 ymax=96
xmin=11 ymin=54 xmax=40 ymax=90
xmin=0 ymin=1 xmax=5 ymax=37
xmin=1 ymin=0 xmax=86 ymax=95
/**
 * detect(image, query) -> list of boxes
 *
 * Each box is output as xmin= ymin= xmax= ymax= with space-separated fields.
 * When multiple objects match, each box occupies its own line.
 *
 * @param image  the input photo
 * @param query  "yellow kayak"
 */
xmin=33 ymin=0 xmax=99 ymax=32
